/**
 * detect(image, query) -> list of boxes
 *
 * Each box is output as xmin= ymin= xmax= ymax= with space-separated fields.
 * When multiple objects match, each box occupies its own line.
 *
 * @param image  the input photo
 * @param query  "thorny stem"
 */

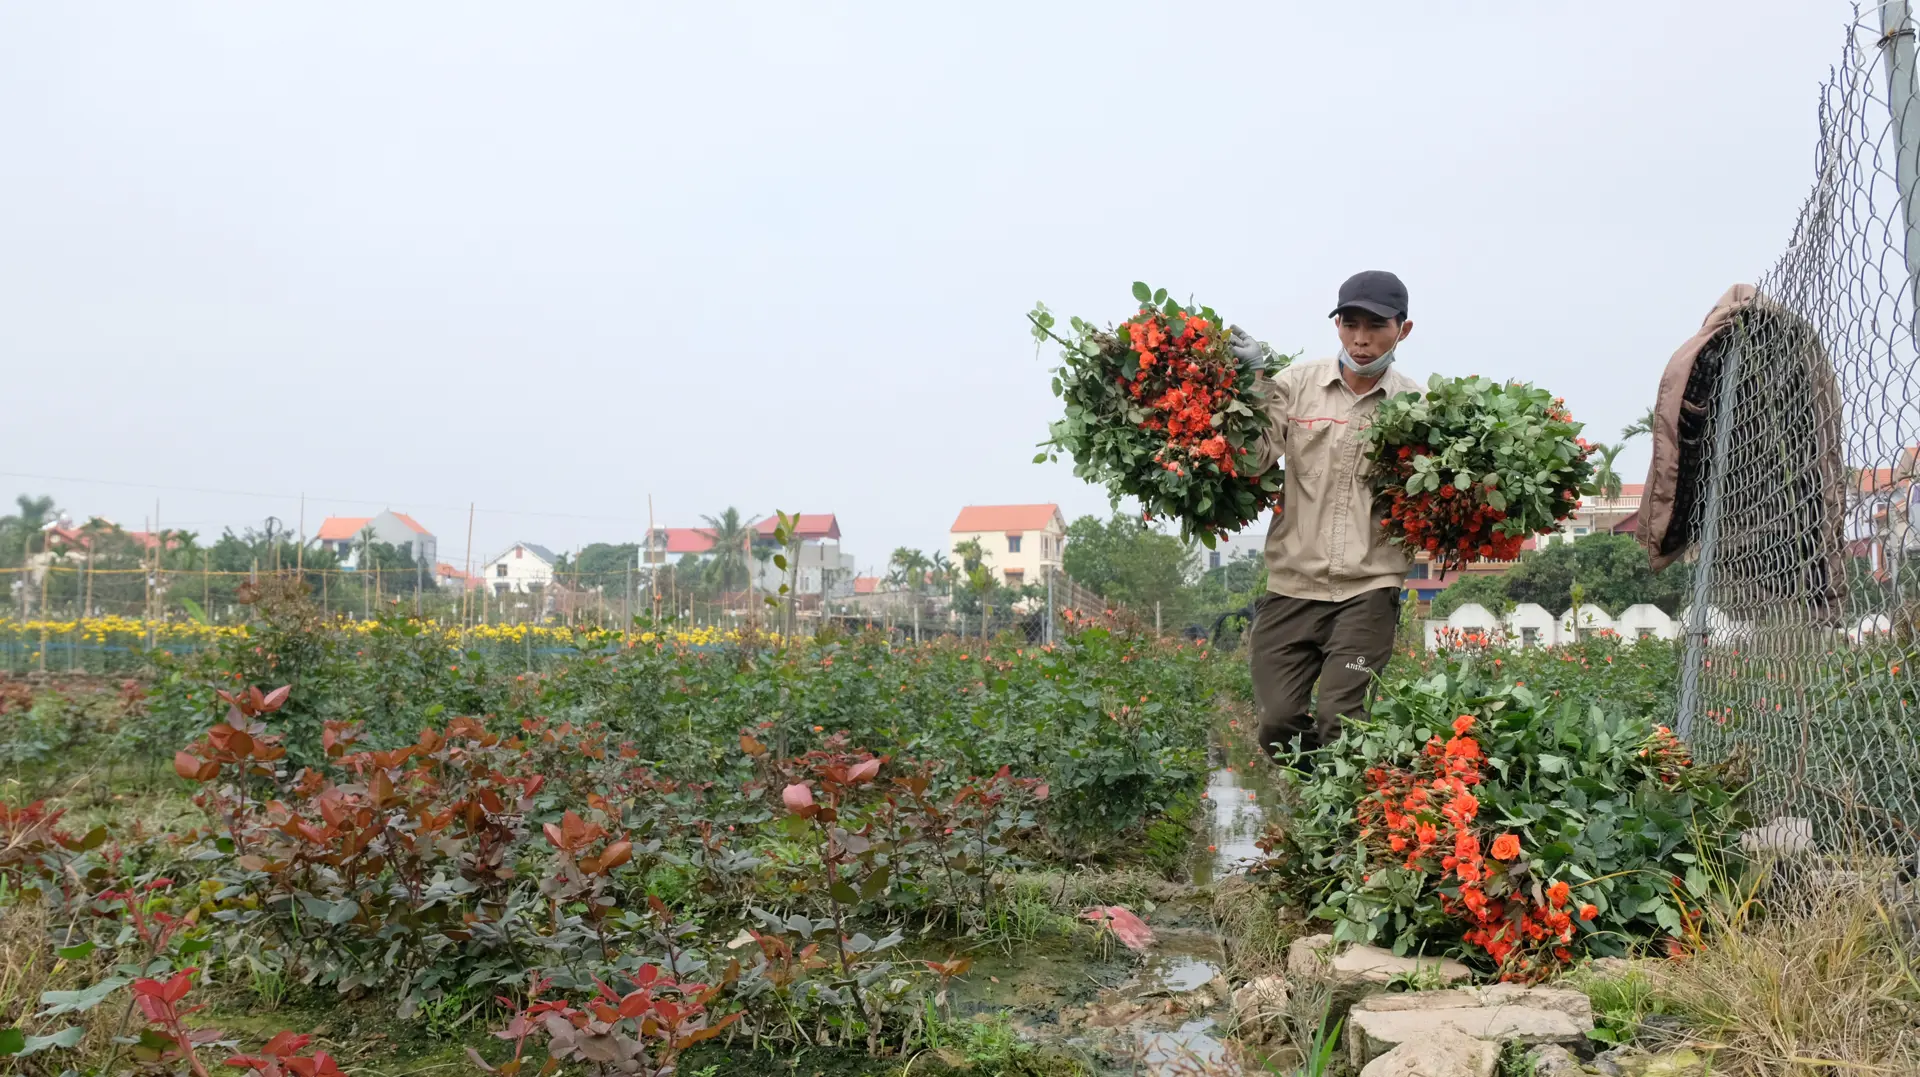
xmin=814 ymin=811 xmax=878 ymax=1055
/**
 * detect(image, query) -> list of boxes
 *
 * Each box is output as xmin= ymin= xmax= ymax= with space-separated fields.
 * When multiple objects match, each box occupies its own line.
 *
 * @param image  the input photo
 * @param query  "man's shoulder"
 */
xmin=1381 ymin=366 xmax=1424 ymax=396
xmin=1277 ymin=357 xmax=1339 ymax=385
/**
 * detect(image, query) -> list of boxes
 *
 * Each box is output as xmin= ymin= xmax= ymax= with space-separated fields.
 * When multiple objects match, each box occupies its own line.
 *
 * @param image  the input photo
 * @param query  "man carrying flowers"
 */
xmin=1230 ymin=270 xmax=1421 ymax=764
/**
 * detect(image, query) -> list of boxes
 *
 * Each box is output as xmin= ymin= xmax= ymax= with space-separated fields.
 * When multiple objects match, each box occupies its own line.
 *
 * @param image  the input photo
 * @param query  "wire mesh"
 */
xmin=1681 ymin=8 xmax=1920 ymax=868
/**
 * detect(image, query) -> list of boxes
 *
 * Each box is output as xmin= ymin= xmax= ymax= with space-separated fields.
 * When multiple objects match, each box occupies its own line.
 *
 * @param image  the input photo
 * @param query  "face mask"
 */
xmin=1339 ymin=345 xmax=1397 ymax=378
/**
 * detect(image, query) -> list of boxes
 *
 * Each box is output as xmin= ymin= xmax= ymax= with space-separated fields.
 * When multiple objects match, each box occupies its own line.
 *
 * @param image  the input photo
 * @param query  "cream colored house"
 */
xmin=949 ymin=504 xmax=1067 ymax=589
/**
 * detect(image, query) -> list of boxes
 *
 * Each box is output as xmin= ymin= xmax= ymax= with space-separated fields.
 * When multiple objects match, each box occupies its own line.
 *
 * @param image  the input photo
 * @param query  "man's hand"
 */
xmin=1228 ymin=326 xmax=1268 ymax=365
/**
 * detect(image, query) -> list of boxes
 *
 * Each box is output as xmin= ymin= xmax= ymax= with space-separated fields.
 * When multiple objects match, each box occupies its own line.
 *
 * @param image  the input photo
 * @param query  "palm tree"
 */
xmin=700 ymin=508 xmax=756 ymax=595
xmin=1592 ymin=442 xmax=1626 ymax=501
xmin=0 ymin=494 xmax=57 ymax=569
xmin=889 ymin=547 xmax=932 ymax=595
xmin=929 ymin=550 xmax=955 ymax=593
xmin=1621 ymin=406 xmax=1657 ymax=443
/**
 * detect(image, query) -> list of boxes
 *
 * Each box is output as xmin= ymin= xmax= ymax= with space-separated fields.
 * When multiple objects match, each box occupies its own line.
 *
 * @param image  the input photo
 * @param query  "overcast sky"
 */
xmin=0 ymin=2 xmax=1862 ymax=574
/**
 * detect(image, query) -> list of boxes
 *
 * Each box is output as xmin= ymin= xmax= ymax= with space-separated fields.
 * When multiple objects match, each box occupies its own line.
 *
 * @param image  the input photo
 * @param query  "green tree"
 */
xmin=700 ymin=508 xmax=755 ymax=593
xmin=1429 ymin=571 xmax=1515 ymax=619
xmin=1429 ymin=532 xmax=1690 ymax=618
xmin=1591 ymin=442 xmax=1626 ymax=501
xmin=0 ymin=494 xmax=58 ymax=569
xmin=1621 ymin=406 xmax=1656 ymax=442
xmin=888 ymin=547 xmax=932 ymax=596
xmin=1061 ymin=513 xmax=1198 ymax=623
xmin=950 ymin=538 xmax=997 ymax=620
xmin=558 ymin=543 xmax=642 ymax=594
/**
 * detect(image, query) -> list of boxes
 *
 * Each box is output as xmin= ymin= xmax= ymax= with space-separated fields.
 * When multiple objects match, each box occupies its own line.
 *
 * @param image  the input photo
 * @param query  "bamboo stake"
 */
xmin=461 ymin=503 xmax=475 ymax=640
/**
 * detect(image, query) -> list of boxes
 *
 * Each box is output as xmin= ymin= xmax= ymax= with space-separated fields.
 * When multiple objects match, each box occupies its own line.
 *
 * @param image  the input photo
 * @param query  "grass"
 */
xmin=1567 ymin=853 xmax=1920 ymax=1076
xmin=1210 ymin=875 xmax=1301 ymax=979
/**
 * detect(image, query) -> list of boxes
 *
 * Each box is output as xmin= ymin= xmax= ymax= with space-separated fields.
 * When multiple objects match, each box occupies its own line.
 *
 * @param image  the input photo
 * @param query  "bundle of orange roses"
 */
xmin=1265 ymin=662 xmax=1738 ymax=983
xmin=1358 ymin=714 xmax=1596 ymax=980
xmin=1364 ymin=376 xmax=1596 ymax=570
xmin=1029 ymin=283 xmax=1290 ymax=546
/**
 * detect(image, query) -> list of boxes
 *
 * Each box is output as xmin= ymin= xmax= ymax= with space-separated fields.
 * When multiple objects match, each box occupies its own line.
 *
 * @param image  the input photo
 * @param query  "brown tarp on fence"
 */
xmin=1638 ymin=284 xmax=1848 ymax=618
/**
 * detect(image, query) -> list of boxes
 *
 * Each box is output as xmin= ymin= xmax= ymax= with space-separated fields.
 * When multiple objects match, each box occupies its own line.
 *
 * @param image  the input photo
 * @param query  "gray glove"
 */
xmin=1227 ymin=325 xmax=1268 ymax=365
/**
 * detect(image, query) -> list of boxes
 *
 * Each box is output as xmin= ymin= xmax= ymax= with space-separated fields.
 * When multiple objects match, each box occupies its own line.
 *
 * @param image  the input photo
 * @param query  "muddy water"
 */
xmin=1189 ymin=729 xmax=1278 ymax=887
xmin=933 ymin=726 xmax=1279 ymax=1074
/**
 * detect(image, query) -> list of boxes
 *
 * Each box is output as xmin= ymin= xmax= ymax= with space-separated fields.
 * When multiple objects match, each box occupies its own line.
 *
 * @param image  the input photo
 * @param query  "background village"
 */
xmin=1 ymin=480 xmax=1742 ymax=649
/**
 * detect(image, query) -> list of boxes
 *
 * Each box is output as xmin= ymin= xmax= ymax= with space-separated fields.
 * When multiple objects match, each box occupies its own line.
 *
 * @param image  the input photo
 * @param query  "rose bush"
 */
xmin=1029 ymin=283 xmax=1291 ymax=546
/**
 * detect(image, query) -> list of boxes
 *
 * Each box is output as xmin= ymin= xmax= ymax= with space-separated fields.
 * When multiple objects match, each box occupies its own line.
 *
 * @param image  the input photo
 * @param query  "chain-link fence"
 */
xmin=1677 ymin=5 xmax=1920 ymax=871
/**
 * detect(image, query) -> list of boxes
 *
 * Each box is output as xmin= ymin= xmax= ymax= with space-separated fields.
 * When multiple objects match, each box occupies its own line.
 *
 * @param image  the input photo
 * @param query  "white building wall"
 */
xmin=750 ymin=541 xmax=857 ymax=597
xmin=481 ymin=544 xmax=555 ymax=594
xmin=950 ymin=524 xmax=1065 ymax=587
xmin=1506 ymin=603 xmax=1559 ymax=647
xmin=1423 ymin=603 xmax=1693 ymax=650
xmin=1616 ymin=604 xmax=1679 ymax=641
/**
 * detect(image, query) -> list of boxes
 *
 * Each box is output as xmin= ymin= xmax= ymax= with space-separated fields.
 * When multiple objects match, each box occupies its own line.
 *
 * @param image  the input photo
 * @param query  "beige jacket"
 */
xmin=1248 ymin=358 xmax=1420 ymax=602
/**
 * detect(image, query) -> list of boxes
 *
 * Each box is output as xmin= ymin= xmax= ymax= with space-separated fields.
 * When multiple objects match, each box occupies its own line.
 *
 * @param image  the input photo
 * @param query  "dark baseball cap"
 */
xmin=1328 ymin=270 xmax=1409 ymax=320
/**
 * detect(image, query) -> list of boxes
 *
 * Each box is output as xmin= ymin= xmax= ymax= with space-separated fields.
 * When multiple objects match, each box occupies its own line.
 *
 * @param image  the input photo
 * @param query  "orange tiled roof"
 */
xmin=950 ymin=504 xmax=1061 ymax=533
xmin=315 ymin=517 xmax=372 ymax=542
xmin=754 ymin=514 xmax=841 ymax=541
xmin=662 ymin=528 xmax=716 ymax=554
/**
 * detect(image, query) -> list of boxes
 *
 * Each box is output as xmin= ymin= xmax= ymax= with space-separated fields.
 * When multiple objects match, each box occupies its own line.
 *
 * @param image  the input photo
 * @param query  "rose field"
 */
xmin=0 ymin=581 xmax=1916 ymax=1077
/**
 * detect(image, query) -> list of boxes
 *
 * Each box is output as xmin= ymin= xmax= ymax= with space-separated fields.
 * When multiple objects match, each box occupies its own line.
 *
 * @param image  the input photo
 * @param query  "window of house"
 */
xmin=1209 ymin=551 xmax=1221 ymax=570
xmin=1574 ymin=527 xmax=1589 ymax=536
xmin=1521 ymin=627 xmax=1539 ymax=647
xmin=1407 ymin=562 xmax=1429 ymax=580
xmin=515 ymin=547 xmax=523 ymax=558
xmin=1007 ymin=535 xmax=1022 ymax=554
xmin=1637 ymin=627 xmax=1656 ymax=640
xmin=1004 ymin=569 xmax=1024 ymax=586
xmin=496 ymin=564 xmax=508 ymax=578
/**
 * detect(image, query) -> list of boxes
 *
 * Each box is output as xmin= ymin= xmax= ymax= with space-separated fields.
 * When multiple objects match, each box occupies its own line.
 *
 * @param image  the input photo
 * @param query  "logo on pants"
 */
xmin=1343 ymin=656 xmax=1371 ymax=673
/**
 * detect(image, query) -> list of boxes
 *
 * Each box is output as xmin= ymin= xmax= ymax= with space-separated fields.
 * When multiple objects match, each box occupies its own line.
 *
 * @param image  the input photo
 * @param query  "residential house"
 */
xmin=1852 ymin=449 xmax=1920 ymax=579
xmin=1537 ymin=484 xmax=1643 ymax=546
xmin=313 ymin=511 xmax=437 ymax=570
xmin=750 ymin=514 xmax=856 ymax=599
xmin=1200 ymin=513 xmax=1269 ymax=573
xmin=949 ymin=504 xmax=1066 ymax=590
xmin=644 ymin=516 xmax=856 ymax=600
xmin=39 ymin=517 xmax=174 ymax=560
xmin=643 ymin=527 xmax=719 ymax=565
xmin=481 ymin=542 xmax=558 ymax=595
xmin=434 ymin=563 xmax=479 ymax=592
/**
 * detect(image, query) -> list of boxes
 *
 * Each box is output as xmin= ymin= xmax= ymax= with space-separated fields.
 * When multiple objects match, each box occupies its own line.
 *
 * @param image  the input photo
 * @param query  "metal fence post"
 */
xmin=1676 ymin=333 xmax=1745 ymax=741
xmin=1045 ymin=566 xmax=1055 ymax=645
xmin=1883 ymin=1 xmax=1920 ymax=320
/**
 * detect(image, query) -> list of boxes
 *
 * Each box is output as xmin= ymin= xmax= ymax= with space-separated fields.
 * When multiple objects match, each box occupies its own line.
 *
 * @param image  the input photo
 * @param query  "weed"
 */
xmin=1568 ymin=962 xmax=1665 ymax=1048
xmin=1496 ymin=1040 xmax=1538 ymax=1077
xmin=1384 ymin=963 xmax=1448 ymax=992
xmin=1639 ymin=860 xmax=1920 ymax=1075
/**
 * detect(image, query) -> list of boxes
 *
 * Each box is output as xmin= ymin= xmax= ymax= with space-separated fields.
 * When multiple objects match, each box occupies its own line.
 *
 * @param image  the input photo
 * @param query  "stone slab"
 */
xmin=1285 ymin=933 xmax=1474 ymax=986
xmin=1358 ymin=1027 xmax=1499 ymax=1077
xmin=1346 ymin=985 xmax=1594 ymax=1069
xmin=1229 ymin=974 xmax=1290 ymax=1044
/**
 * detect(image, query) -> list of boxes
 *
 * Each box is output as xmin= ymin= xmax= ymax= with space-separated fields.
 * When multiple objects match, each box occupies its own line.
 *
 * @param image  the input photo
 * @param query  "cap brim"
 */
xmin=1329 ymin=300 xmax=1402 ymax=319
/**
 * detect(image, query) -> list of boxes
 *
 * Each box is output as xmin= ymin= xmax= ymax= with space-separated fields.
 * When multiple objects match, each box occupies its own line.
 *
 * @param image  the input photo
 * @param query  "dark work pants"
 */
xmin=1248 ymin=589 xmax=1400 ymax=762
